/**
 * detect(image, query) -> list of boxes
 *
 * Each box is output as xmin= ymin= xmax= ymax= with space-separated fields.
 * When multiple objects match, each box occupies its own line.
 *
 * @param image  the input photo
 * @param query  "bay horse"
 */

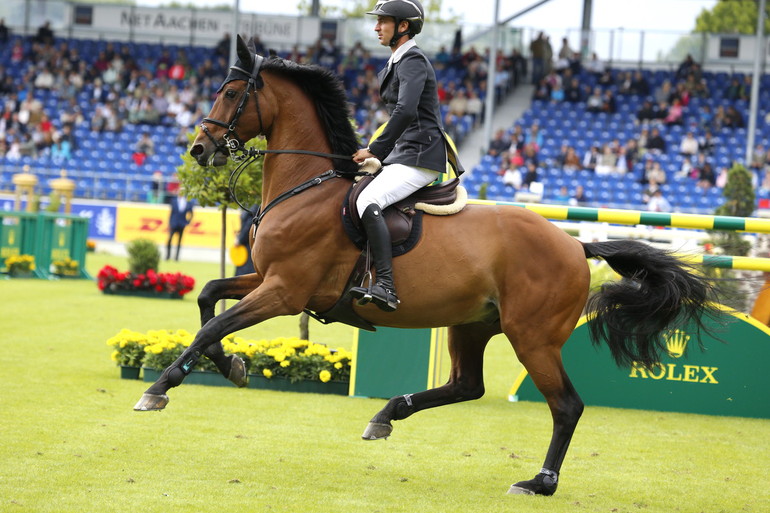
xmin=135 ymin=36 xmax=721 ymax=496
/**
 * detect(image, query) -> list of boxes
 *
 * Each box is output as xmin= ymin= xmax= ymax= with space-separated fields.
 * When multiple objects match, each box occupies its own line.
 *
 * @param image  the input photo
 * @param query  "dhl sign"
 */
xmin=114 ymin=203 xmax=242 ymax=249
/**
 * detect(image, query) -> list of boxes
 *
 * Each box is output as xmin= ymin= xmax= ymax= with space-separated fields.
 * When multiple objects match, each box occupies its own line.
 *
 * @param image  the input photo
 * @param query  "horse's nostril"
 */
xmin=190 ymin=144 xmax=203 ymax=157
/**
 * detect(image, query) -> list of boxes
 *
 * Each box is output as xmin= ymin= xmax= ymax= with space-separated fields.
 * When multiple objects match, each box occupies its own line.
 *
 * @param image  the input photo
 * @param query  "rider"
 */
xmin=352 ymin=0 xmax=455 ymax=312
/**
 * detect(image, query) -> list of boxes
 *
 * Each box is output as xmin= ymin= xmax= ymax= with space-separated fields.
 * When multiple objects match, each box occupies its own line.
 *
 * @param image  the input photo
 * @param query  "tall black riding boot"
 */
xmin=350 ymin=204 xmax=400 ymax=312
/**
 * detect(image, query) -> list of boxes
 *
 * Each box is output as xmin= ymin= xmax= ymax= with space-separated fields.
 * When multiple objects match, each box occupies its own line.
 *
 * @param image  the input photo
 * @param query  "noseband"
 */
xmin=200 ymin=54 xmax=266 ymax=161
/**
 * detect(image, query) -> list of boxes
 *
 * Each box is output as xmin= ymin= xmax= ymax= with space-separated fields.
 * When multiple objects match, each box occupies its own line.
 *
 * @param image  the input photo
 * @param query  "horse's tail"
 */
xmin=582 ymin=240 xmax=721 ymax=369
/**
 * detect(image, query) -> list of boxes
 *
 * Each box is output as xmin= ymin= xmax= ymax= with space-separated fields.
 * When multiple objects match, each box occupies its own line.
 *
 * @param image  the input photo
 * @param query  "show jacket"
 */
xmin=369 ymin=45 xmax=462 ymax=175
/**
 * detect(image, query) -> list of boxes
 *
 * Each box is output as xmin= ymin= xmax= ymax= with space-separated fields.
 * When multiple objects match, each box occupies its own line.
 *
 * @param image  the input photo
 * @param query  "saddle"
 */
xmin=342 ymin=174 xmax=464 ymax=256
xmin=304 ymin=170 xmax=467 ymax=331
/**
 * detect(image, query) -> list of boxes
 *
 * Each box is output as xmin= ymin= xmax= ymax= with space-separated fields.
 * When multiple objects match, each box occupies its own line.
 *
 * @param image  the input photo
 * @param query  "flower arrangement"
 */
xmin=5 ymin=254 xmax=35 ymax=275
xmin=52 ymin=257 xmax=79 ymax=276
xmin=107 ymin=329 xmax=352 ymax=384
xmin=97 ymin=265 xmax=195 ymax=297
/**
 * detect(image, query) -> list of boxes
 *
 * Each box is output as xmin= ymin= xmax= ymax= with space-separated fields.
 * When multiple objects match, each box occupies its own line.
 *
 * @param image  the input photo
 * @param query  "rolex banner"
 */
xmin=509 ymin=306 xmax=770 ymax=419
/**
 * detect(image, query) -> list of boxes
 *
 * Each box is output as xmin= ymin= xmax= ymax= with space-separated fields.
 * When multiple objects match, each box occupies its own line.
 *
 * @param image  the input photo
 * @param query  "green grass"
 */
xmin=1 ymin=251 xmax=769 ymax=512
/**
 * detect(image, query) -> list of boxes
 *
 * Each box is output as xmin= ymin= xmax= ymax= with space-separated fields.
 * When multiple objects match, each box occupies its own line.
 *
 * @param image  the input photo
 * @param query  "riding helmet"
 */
xmin=367 ymin=0 xmax=425 ymax=42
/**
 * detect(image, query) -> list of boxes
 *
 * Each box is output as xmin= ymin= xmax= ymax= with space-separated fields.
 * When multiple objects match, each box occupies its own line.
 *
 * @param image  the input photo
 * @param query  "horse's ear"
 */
xmin=236 ymin=34 xmax=252 ymax=64
xmin=268 ymin=48 xmax=278 ymax=59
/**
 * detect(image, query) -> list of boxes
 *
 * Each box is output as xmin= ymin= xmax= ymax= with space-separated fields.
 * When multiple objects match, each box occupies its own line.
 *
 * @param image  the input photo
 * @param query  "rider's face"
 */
xmin=374 ymin=16 xmax=396 ymax=47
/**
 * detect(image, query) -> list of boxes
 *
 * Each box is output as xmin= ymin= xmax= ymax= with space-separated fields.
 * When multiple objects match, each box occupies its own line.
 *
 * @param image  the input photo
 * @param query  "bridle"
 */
xmin=197 ymin=53 xmax=361 ymax=220
xmin=200 ymin=54 xmax=266 ymax=162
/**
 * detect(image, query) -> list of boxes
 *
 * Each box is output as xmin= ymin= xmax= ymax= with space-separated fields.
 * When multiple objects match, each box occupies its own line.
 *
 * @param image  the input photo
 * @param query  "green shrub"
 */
xmin=126 ymin=238 xmax=160 ymax=274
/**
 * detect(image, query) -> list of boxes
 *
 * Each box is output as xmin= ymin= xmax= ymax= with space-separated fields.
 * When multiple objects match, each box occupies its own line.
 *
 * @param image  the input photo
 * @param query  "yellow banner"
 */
xmin=115 ymin=203 xmax=242 ymax=249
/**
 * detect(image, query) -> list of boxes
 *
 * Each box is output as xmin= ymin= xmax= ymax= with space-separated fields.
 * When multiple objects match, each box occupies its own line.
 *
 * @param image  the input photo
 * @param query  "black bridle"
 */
xmin=199 ymin=54 xmax=359 ymax=219
xmin=200 ymin=54 xmax=266 ymax=161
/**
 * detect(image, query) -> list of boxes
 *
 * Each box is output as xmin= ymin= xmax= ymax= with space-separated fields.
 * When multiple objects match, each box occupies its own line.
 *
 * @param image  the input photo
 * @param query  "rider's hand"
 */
xmin=353 ymin=148 xmax=376 ymax=163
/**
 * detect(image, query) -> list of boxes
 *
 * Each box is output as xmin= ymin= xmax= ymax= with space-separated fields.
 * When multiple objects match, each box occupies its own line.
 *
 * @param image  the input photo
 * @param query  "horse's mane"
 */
xmin=263 ymin=58 xmax=360 ymax=173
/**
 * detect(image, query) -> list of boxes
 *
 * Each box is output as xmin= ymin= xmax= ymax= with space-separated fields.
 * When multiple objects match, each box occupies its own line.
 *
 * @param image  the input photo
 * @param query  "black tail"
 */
xmin=582 ymin=240 xmax=722 ymax=369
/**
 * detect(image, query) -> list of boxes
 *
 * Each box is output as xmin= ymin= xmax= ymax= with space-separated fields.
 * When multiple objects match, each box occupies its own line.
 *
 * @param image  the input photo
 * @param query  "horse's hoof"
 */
xmin=227 ymin=355 xmax=248 ymax=388
xmin=507 ymin=484 xmax=536 ymax=495
xmin=507 ymin=473 xmax=558 ymax=496
xmin=361 ymin=421 xmax=392 ymax=440
xmin=133 ymin=393 xmax=169 ymax=411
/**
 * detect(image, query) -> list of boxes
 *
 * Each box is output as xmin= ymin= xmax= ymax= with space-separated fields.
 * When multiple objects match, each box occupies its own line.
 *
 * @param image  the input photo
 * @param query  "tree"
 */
xmin=177 ymin=129 xmax=265 ymax=310
xmin=711 ymin=162 xmax=755 ymax=257
xmin=695 ymin=0 xmax=770 ymax=34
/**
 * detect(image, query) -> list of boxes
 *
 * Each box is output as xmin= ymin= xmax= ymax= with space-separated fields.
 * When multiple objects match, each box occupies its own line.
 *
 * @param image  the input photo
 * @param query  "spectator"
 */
xmin=724 ymin=77 xmax=747 ymax=101
xmin=561 ymin=146 xmax=581 ymax=173
xmin=630 ymin=70 xmax=650 ymax=96
xmin=34 ymin=21 xmax=54 ymax=46
xmin=663 ymin=98 xmax=683 ymax=126
xmin=715 ymin=166 xmax=729 ymax=188
xmin=646 ymin=127 xmax=666 ymax=154
xmin=595 ymin=144 xmax=618 ymax=176
xmin=584 ymin=52 xmax=605 ymax=75
xmin=521 ymin=161 xmax=539 ymax=189
xmin=50 ymin=133 xmax=72 ymax=161
xmin=586 ymin=87 xmax=603 ymax=113
xmin=644 ymin=160 xmax=667 ymax=185
xmin=679 ymin=131 xmax=699 ymax=156
xmin=569 ymin=185 xmax=587 ymax=206
xmin=647 ymin=189 xmax=672 ymax=212
xmin=0 ymin=19 xmax=10 ymax=45
xmin=564 ymin=77 xmax=583 ymax=103
xmin=724 ymin=106 xmax=744 ymax=128
xmin=166 ymin=194 xmax=194 ymax=261
xmin=696 ymin=162 xmax=716 ymax=190
xmin=215 ymin=33 xmax=231 ymax=60
xmin=636 ymin=99 xmax=657 ymax=124
xmin=133 ymin=131 xmax=155 ymax=165
xmin=601 ymin=89 xmax=617 ymax=114
xmin=698 ymin=130 xmax=717 ymax=156
xmin=529 ymin=32 xmax=550 ymax=84
xmin=488 ymin=129 xmax=509 ymax=157
xmin=553 ymin=185 xmax=570 ymax=204
xmin=582 ymin=145 xmax=600 ymax=172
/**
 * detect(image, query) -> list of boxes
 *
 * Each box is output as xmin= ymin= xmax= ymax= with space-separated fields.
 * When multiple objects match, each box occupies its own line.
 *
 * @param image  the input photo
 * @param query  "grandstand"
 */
xmin=0 ymin=34 xmax=485 ymax=202
xmin=0 ymin=13 xmax=768 ymax=217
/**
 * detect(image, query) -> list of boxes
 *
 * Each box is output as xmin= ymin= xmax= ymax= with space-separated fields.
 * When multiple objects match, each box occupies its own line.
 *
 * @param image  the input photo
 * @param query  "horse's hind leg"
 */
xmin=362 ymin=322 xmax=500 ymax=440
xmin=196 ymin=274 xmax=263 ymax=388
xmin=507 ymin=344 xmax=583 ymax=496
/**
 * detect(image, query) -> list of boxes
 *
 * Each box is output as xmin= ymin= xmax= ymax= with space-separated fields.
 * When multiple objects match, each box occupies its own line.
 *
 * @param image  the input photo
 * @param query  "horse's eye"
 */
xmin=225 ymin=89 xmax=237 ymax=99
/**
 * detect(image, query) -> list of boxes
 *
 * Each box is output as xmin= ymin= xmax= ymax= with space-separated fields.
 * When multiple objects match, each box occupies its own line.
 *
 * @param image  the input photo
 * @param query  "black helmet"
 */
xmin=367 ymin=0 xmax=424 ymax=42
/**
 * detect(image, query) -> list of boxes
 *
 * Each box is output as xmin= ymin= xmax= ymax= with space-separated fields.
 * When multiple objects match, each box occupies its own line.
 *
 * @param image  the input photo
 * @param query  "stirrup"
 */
xmin=368 ymin=283 xmax=400 ymax=312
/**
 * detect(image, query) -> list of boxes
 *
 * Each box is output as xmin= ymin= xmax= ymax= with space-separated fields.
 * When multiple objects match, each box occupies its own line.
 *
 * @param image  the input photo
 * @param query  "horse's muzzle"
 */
xmin=189 ymin=143 xmax=229 ymax=167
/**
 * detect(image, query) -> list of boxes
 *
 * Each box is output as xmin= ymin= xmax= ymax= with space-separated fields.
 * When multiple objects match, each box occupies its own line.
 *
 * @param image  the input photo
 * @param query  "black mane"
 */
xmin=262 ymin=58 xmax=360 ymax=173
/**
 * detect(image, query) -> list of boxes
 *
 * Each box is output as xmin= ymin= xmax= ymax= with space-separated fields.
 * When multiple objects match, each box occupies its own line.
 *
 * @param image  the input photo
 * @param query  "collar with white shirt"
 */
xmin=387 ymin=38 xmax=417 ymax=72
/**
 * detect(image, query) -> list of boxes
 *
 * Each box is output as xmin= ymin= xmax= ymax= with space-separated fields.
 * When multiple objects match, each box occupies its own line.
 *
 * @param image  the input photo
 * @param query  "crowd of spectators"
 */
xmin=0 ymin=22 xmax=528 ymax=200
xmin=482 ymin=34 xmax=764 ymax=212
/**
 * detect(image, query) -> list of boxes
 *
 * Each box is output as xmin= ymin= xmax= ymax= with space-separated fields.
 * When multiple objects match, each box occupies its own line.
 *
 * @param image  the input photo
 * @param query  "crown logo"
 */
xmin=664 ymin=330 xmax=690 ymax=358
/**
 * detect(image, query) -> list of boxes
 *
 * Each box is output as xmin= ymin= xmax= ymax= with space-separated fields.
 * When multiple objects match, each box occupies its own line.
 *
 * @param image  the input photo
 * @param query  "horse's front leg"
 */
xmin=134 ymin=277 xmax=302 ymax=411
xmin=362 ymin=322 xmax=499 ymax=439
xmin=197 ymin=274 xmax=263 ymax=387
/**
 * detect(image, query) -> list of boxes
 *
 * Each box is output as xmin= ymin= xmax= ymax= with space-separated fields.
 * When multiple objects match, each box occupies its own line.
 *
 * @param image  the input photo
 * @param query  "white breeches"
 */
xmin=356 ymin=163 xmax=440 ymax=217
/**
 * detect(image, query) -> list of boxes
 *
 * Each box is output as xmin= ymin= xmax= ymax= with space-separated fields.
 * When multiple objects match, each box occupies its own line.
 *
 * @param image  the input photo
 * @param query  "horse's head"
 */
xmin=190 ymin=35 xmax=273 ymax=167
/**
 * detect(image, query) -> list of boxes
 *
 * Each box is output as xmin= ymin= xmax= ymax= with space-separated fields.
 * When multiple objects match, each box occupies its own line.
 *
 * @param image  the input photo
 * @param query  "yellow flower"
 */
xmin=280 ymin=360 xmax=290 ymax=368
xmin=111 ymin=350 xmax=120 ymax=362
xmin=263 ymin=368 xmax=273 ymax=379
xmin=334 ymin=362 xmax=342 ymax=369
xmin=319 ymin=370 xmax=331 ymax=383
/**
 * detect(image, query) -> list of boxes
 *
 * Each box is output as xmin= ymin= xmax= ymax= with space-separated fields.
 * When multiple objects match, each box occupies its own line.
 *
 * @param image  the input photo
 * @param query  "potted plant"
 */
xmin=97 ymin=265 xmax=195 ymax=298
xmin=5 ymin=254 xmax=36 ymax=278
xmin=52 ymin=257 xmax=80 ymax=277
xmin=106 ymin=329 xmax=152 ymax=379
xmin=107 ymin=329 xmax=352 ymax=394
